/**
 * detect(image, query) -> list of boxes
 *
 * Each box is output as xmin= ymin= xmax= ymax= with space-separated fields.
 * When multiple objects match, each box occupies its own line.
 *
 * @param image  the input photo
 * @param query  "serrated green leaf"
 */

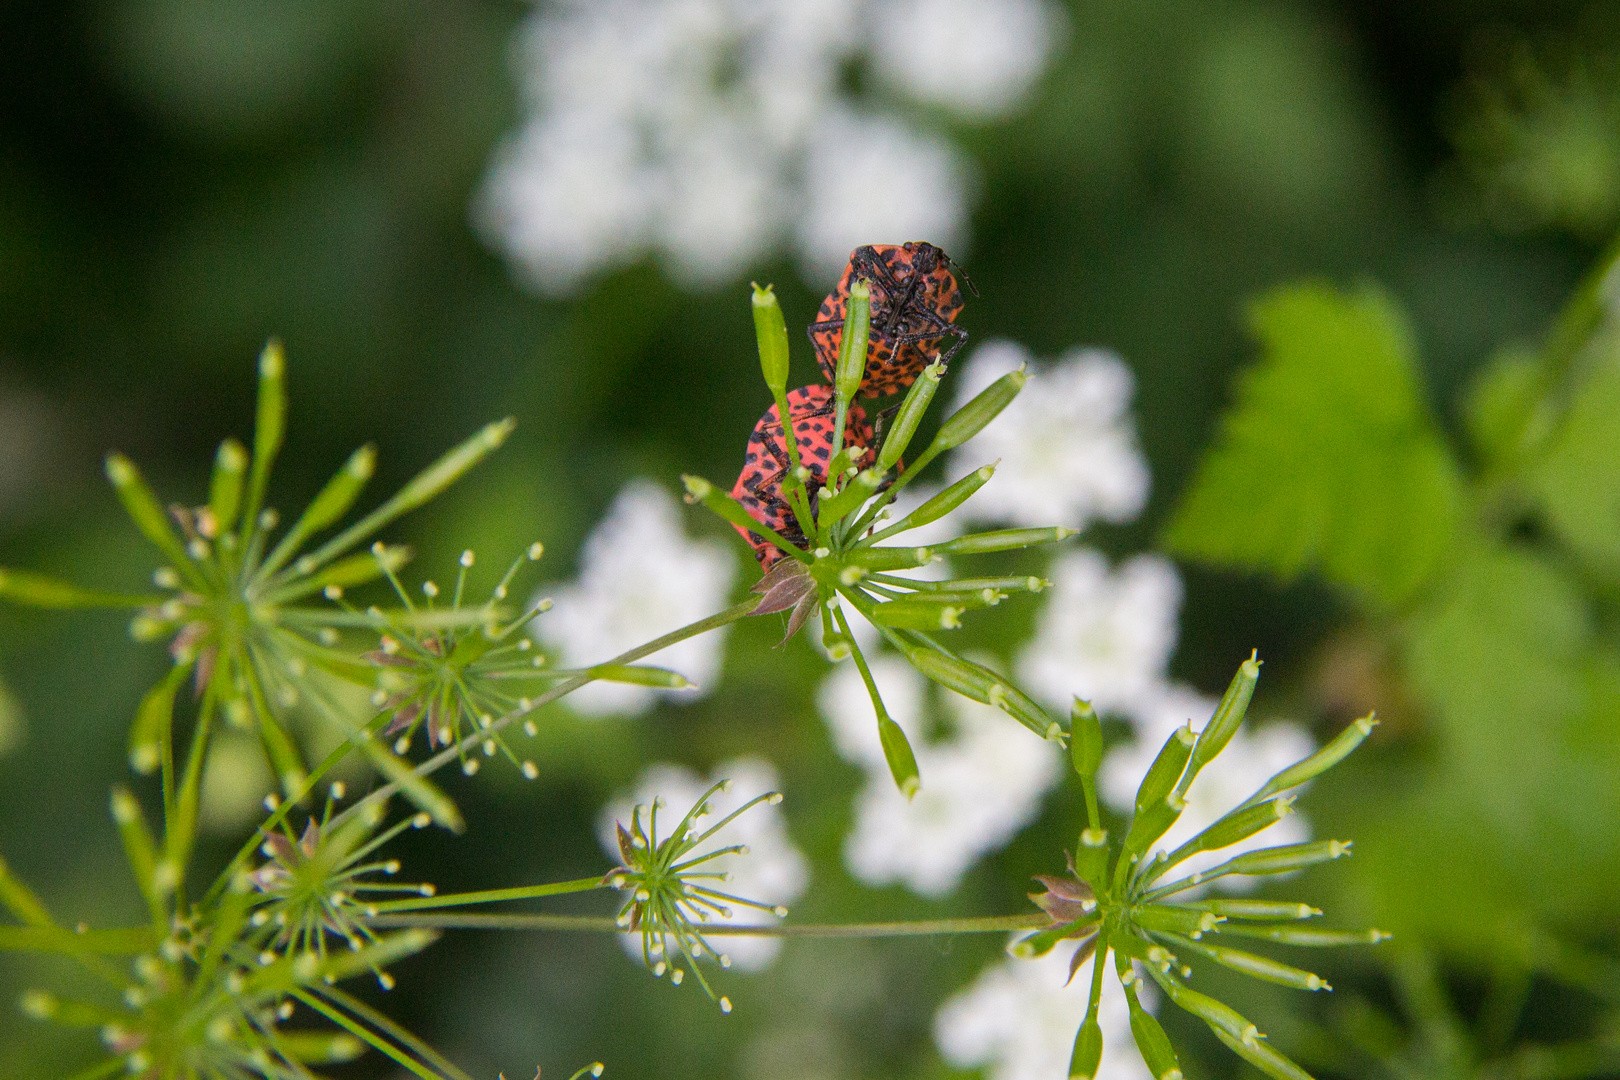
xmin=1523 ymin=343 xmax=1620 ymax=574
xmin=1164 ymin=283 xmax=1463 ymax=609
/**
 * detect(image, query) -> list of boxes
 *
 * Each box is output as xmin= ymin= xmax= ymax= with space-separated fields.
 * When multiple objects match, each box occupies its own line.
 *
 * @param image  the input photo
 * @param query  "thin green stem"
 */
xmin=363 ymin=912 xmax=1047 ymax=936
xmin=328 ymin=598 xmax=761 ymax=831
xmin=367 ymin=877 xmax=605 ymax=913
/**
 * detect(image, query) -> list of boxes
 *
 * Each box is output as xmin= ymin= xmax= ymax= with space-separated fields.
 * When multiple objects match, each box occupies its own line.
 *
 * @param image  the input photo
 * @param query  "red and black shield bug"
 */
xmin=808 ymin=242 xmax=972 ymax=398
xmin=730 ymin=384 xmax=877 ymax=570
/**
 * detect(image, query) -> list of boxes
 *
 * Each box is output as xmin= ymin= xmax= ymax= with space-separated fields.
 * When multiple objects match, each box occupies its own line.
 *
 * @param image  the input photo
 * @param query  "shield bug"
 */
xmin=808 ymin=242 xmax=971 ymax=398
xmin=730 ymin=385 xmax=877 ymax=569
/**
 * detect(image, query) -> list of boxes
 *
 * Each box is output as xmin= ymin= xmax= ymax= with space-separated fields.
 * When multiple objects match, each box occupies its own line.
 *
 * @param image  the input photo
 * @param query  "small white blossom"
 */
xmin=825 ymin=661 xmax=1062 ymax=897
xmin=478 ymin=0 xmax=1063 ymax=294
xmin=1015 ymin=549 xmax=1183 ymax=723
xmin=598 ymin=756 xmax=809 ymax=971
xmin=535 ymin=480 xmax=736 ymax=717
xmin=947 ymin=341 xmax=1150 ymax=531
xmin=869 ymin=0 xmax=1065 ymax=119
xmin=935 ymin=946 xmax=1153 ymax=1080
xmin=1101 ymin=683 xmax=1316 ymax=887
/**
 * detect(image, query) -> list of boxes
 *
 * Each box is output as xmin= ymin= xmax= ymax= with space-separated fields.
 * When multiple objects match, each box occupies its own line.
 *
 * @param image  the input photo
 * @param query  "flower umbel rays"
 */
xmin=363 ymin=542 xmax=556 ymax=778
xmin=1003 ymin=657 xmax=1386 ymax=1080
xmin=248 ymin=788 xmax=436 ymax=984
xmin=0 ymin=341 xmax=515 ymax=847
xmin=603 ymin=779 xmax=790 ymax=1012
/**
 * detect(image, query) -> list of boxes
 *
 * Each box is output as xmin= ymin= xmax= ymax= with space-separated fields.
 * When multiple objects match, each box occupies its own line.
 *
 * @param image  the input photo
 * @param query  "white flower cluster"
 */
xmin=534 ymin=480 xmax=736 ymax=717
xmin=477 ymin=0 xmax=1066 ymax=292
xmin=935 ymin=946 xmax=1152 ymax=1080
xmin=597 ymin=756 xmax=809 ymax=970
xmin=947 ymin=341 xmax=1151 ymax=532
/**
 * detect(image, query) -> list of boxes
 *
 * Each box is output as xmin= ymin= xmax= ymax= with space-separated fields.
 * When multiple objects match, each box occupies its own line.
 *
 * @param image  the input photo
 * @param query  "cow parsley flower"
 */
xmin=477 ymin=0 xmax=1064 ymax=293
xmin=536 ymin=480 xmax=736 ymax=717
xmin=793 ymin=109 xmax=970 ymax=281
xmin=820 ymin=657 xmax=1062 ymax=896
xmin=947 ymin=341 xmax=1151 ymax=531
xmin=869 ymin=0 xmax=1065 ymax=119
xmin=935 ymin=947 xmax=1152 ymax=1080
xmin=598 ymin=757 xmax=809 ymax=972
xmin=1015 ymin=550 xmax=1183 ymax=723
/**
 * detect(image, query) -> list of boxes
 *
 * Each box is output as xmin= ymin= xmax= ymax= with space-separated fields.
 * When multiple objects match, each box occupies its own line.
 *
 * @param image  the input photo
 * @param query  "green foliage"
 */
xmin=1522 ymin=339 xmax=1620 ymax=574
xmin=1164 ymin=284 xmax=1464 ymax=609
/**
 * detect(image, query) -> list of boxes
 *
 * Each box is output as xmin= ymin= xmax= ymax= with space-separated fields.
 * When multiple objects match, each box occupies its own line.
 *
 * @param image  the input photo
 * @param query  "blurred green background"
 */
xmin=3 ymin=1 xmax=1619 ymax=1077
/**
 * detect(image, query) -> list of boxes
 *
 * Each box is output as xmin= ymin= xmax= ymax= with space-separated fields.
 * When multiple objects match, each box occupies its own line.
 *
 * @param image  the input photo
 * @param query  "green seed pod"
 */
xmin=1243 ymin=713 xmax=1378 ymax=807
xmin=105 ymin=453 xmax=193 ymax=573
xmin=935 ymin=527 xmax=1076 ymax=555
xmin=1152 ymin=974 xmax=1260 ymax=1050
xmin=1135 ymin=724 xmax=1195 ymax=815
xmin=751 ymin=283 xmax=791 ymax=397
xmin=1071 ymin=699 xmax=1103 ymax=780
xmin=891 ymin=465 xmax=996 ymax=532
xmin=209 ymin=438 xmax=249 ymax=534
xmin=245 ymin=339 xmax=288 ymax=520
xmin=262 ymin=444 xmax=377 ymax=576
xmin=870 ymin=600 xmax=964 ymax=631
xmin=1208 ymin=1022 xmax=1314 ymax=1080
xmin=890 ymin=638 xmax=996 ymax=703
xmin=1218 ymin=839 xmax=1352 ymax=878
xmin=1177 ymin=899 xmax=1320 ymax=921
xmin=1135 ymin=904 xmax=1222 ymax=940
xmin=1214 ymin=924 xmax=1389 ymax=947
xmin=835 ymin=280 xmax=872 ymax=404
xmin=681 ymin=475 xmax=809 ymax=563
xmin=928 ymin=366 xmax=1027 ymax=452
xmin=1069 ymin=1015 xmax=1104 ymax=1080
xmin=989 ymin=681 xmax=1064 ymax=741
xmin=846 ymin=546 xmax=935 ymax=570
xmin=1123 ymin=797 xmax=1185 ymax=861
xmin=129 ymin=663 xmax=190 ymax=775
xmin=878 ymin=713 xmax=921 ymax=799
xmin=587 ymin=664 xmax=692 ymax=689
xmin=1180 ymin=653 xmax=1260 ymax=796
xmin=1073 ymin=828 xmax=1110 ymax=890
xmin=1172 ymin=935 xmax=1331 ymax=990
xmin=1163 ymin=797 xmax=1294 ymax=871
xmin=907 ymin=574 xmax=1045 ymax=595
xmin=1125 ymin=993 xmax=1184 ymax=1080
xmin=878 ymin=361 xmax=945 ymax=471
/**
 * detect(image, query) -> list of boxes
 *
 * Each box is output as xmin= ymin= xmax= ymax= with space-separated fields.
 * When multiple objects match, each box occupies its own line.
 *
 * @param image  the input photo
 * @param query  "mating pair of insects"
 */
xmin=730 ymin=242 xmax=973 ymax=568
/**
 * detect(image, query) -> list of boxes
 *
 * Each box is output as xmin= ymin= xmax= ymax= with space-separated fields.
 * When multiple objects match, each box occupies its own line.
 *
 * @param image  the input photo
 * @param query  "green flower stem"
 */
xmin=290 ymin=987 xmax=445 ymax=1080
xmin=0 ymin=925 xmax=158 ymax=955
xmin=63 ymin=1059 xmax=126 ymax=1080
xmin=313 ymin=983 xmax=477 ymax=1080
xmin=327 ymin=598 xmax=762 ymax=833
xmin=367 ymin=877 xmax=606 ymax=914
xmin=363 ymin=912 xmax=1049 ymax=937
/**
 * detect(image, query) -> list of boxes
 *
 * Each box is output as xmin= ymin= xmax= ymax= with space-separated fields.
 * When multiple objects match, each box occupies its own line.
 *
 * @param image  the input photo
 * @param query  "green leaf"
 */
xmin=1523 ymin=344 xmax=1620 ymax=575
xmin=1164 ymin=283 xmax=1463 ymax=609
